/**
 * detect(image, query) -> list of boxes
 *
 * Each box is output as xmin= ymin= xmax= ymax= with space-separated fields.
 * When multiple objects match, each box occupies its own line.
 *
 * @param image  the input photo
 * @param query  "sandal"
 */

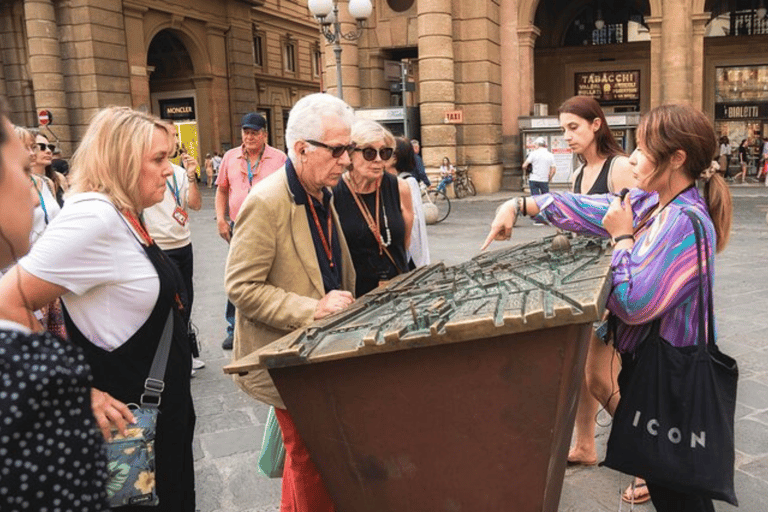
xmin=621 ymin=479 xmax=651 ymax=504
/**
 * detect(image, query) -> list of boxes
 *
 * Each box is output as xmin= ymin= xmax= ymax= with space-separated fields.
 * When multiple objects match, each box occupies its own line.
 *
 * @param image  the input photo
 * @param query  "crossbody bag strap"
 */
xmin=683 ymin=209 xmax=712 ymax=352
xmin=140 ymin=310 xmax=174 ymax=409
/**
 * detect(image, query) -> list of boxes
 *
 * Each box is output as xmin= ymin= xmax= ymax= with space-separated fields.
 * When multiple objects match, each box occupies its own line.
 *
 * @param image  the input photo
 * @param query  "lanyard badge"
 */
xmin=167 ymin=174 xmax=187 ymax=225
xmin=172 ymin=206 xmax=188 ymax=226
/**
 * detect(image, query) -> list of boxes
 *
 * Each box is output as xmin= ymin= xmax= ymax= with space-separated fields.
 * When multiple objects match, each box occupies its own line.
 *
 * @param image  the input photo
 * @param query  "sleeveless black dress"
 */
xmin=63 ymin=221 xmax=196 ymax=512
xmin=573 ymin=155 xmax=615 ymax=195
xmin=334 ymin=172 xmax=409 ymax=296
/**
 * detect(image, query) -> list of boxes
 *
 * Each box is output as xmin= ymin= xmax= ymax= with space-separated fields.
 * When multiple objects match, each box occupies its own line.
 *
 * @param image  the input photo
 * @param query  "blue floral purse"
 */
xmin=104 ymin=312 xmax=172 ymax=507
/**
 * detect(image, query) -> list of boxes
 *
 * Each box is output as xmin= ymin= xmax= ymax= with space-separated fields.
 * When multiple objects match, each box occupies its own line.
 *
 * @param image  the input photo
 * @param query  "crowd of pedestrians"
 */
xmin=0 ymin=88 xmax=739 ymax=512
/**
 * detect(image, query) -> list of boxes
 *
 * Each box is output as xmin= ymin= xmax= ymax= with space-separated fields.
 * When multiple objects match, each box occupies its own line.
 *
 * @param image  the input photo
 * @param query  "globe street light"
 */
xmin=308 ymin=0 xmax=372 ymax=100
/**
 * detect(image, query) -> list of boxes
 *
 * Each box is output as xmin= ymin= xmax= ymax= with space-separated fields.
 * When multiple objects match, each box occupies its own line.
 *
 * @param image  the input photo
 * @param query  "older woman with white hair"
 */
xmin=333 ymin=119 xmax=414 ymax=296
xmin=0 ymin=106 xmax=197 ymax=511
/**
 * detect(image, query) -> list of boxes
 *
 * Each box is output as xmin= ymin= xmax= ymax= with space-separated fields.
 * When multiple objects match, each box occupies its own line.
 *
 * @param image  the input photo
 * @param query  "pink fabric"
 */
xmin=215 ymin=144 xmax=287 ymax=220
xmin=273 ymin=408 xmax=335 ymax=512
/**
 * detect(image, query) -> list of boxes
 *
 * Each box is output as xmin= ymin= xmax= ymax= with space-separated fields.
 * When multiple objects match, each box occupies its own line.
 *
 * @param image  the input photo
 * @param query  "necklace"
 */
xmin=304 ymin=191 xmax=334 ymax=268
xmin=344 ymin=173 xmax=391 ymax=253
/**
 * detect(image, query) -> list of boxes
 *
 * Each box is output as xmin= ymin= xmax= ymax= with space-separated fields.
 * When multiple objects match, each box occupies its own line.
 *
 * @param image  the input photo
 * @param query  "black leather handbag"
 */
xmin=602 ymin=210 xmax=739 ymax=505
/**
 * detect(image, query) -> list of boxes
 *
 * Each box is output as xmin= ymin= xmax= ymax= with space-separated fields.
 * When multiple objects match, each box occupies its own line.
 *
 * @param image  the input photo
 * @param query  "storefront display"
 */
xmin=714 ymin=64 xmax=768 ymax=167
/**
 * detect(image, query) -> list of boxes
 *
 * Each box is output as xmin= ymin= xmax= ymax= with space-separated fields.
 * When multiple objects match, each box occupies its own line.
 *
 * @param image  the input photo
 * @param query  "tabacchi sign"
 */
xmin=575 ymin=70 xmax=640 ymax=104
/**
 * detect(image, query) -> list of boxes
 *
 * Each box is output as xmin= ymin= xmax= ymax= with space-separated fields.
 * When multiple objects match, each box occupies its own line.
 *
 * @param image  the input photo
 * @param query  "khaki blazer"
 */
xmin=225 ymin=167 xmax=355 ymax=409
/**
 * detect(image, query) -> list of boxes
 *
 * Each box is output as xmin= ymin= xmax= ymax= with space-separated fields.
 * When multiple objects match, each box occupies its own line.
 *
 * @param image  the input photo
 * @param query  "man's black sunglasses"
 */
xmin=306 ymin=140 xmax=356 ymax=158
xmin=354 ymin=147 xmax=394 ymax=162
xmin=37 ymin=143 xmax=56 ymax=152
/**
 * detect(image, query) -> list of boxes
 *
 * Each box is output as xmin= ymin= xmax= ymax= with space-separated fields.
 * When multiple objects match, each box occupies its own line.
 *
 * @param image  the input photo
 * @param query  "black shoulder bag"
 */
xmin=601 ymin=210 xmax=739 ymax=505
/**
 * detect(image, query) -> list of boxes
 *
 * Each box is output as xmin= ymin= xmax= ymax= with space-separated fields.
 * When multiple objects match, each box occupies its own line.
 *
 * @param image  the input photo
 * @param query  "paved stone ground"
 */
xmin=187 ymin=183 xmax=768 ymax=511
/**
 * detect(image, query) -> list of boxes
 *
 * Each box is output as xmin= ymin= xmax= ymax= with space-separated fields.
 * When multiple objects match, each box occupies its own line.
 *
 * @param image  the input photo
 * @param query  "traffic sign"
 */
xmin=38 ymin=110 xmax=53 ymax=126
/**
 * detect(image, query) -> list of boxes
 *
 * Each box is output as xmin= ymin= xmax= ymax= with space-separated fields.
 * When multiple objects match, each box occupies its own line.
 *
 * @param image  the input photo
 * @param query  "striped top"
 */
xmin=533 ymin=186 xmax=716 ymax=354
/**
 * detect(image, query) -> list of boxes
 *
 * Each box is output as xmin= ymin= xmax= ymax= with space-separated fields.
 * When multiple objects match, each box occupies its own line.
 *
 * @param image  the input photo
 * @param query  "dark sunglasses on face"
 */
xmin=306 ymin=139 xmax=356 ymax=158
xmin=37 ymin=143 xmax=56 ymax=152
xmin=354 ymin=146 xmax=394 ymax=162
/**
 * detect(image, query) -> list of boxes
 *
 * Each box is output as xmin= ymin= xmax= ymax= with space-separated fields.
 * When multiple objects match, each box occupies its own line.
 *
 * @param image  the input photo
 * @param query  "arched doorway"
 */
xmin=532 ymin=0 xmax=653 ymax=115
xmin=148 ymin=30 xmax=201 ymax=171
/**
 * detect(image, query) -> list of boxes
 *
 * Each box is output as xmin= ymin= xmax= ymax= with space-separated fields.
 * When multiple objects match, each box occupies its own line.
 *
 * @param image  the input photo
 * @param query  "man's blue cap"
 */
xmin=241 ymin=112 xmax=267 ymax=131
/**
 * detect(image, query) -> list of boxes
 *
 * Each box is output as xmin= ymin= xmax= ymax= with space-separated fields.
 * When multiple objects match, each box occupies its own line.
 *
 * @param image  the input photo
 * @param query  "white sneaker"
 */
xmin=192 ymin=358 xmax=206 ymax=370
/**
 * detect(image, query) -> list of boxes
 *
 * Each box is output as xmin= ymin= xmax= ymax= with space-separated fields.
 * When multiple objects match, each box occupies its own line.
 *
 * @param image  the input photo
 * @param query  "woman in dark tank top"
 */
xmin=333 ymin=120 xmax=414 ymax=297
xmin=558 ymin=95 xmax=646 ymax=504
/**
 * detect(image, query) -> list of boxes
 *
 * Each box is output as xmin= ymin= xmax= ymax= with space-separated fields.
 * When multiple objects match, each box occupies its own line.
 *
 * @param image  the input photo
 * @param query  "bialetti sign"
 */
xmin=159 ymin=97 xmax=196 ymax=121
xmin=715 ymin=102 xmax=768 ymax=120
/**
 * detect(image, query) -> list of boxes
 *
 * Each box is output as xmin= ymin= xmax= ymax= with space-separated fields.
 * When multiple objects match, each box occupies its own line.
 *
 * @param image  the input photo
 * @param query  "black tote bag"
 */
xmin=602 ymin=210 xmax=739 ymax=505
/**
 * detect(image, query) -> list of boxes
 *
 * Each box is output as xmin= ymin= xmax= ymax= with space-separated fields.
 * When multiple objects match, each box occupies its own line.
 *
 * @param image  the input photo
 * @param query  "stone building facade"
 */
xmin=322 ymin=0 xmax=768 ymax=192
xmin=0 ymin=0 xmax=323 ymax=158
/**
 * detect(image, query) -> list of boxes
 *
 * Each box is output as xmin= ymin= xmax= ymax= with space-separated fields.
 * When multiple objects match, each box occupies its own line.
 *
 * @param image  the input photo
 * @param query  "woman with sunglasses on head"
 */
xmin=0 ymin=98 xmax=109 ymax=510
xmin=0 ymin=106 xmax=197 ymax=511
xmin=333 ymin=119 xmax=413 ymax=296
xmin=483 ymin=104 xmax=732 ymax=511
xmin=30 ymin=129 xmax=68 ymax=207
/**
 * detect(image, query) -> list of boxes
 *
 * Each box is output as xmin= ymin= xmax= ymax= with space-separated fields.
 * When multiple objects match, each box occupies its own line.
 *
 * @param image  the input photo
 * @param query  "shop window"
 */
xmin=715 ymin=65 xmax=768 ymax=103
xmin=284 ymin=40 xmax=296 ymax=73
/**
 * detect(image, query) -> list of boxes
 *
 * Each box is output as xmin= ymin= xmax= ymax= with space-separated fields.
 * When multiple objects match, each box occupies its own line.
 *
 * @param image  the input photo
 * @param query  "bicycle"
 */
xmin=453 ymin=166 xmax=476 ymax=199
xmin=421 ymin=185 xmax=451 ymax=224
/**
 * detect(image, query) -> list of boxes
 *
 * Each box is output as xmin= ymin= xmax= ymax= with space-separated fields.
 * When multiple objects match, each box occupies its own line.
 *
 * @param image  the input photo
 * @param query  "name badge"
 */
xmin=172 ymin=206 xmax=188 ymax=226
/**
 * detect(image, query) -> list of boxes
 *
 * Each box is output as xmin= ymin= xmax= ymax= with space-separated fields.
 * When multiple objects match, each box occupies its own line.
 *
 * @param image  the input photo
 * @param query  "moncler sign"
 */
xmin=632 ymin=410 xmax=706 ymax=449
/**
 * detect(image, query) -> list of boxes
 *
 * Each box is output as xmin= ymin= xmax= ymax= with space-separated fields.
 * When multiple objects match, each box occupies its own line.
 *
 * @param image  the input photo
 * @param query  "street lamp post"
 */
xmin=308 ymin=0 xmax=372 ymax=101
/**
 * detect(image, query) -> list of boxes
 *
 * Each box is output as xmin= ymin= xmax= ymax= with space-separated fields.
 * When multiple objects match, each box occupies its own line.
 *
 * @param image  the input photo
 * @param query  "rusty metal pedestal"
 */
xmin=226 ymin=234 xmax=612 ymax=512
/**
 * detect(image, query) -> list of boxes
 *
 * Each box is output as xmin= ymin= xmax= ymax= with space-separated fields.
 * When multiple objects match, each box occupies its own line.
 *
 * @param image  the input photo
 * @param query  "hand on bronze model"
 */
xmin=314 ymin=290 xmax=354 ymax=319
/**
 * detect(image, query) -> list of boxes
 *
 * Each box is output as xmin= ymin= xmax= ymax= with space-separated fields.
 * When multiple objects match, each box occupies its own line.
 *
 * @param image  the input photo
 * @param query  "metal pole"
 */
xmin=334 ymin=40 xmax=344 ymax=100
xmin=333 ymin=3 xmax=344 ymax=100
xmin=401 ymin=62 xmax=409 ymax=139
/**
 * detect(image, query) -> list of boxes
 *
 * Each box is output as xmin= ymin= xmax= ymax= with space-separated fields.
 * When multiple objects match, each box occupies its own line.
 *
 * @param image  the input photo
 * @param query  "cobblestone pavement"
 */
xmin=187 ymin=184 xmax=768 ymax=511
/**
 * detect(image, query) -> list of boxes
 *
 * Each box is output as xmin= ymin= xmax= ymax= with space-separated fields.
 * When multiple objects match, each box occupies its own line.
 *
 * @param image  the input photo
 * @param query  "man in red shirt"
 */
xmin=216 ymin=113 xmax=287 ymax=349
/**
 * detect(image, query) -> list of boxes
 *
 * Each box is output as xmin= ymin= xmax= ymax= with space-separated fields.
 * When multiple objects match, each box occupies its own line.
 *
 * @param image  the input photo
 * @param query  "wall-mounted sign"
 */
xmin=575 ymin=70 xmax=640 ymax=104
xmin=159 ymin=97 xmax=196 ymax=121
xmin=715 ymin=102 xmax=768 ymax=120
xmin=445 ymin=110 xmax=463 ymax=124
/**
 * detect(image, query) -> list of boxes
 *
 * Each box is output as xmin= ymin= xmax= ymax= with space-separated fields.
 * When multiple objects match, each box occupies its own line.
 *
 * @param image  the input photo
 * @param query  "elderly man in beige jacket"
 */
xmin=225 ymin=93 xmax=357 ymax=512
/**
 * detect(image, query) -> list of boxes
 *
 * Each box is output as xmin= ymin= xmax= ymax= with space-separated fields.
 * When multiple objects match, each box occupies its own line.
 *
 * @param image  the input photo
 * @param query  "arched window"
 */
xmin=562 ymin=7 xmax=650 ymax=46
xmin=705 ymin=0 xmax=768 ymax=37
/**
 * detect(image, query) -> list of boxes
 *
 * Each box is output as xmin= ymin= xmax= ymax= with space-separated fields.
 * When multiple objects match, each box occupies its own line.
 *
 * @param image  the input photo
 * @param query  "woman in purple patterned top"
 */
xmin=483 ymin=104 xmax=733 ymax=512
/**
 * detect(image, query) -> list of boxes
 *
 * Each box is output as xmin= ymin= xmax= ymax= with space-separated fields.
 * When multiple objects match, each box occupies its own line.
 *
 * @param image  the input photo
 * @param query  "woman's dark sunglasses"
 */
xmin=36 ymin=143 xmax=56 ymax=152
xmin=354 ymin=147 xmax=394 ymax=161
xmin=306 ymin=139 xmax=356 ymax=158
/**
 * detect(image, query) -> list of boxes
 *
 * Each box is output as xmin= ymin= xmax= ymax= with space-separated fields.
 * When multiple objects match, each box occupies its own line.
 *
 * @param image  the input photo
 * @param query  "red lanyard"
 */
xmin=122 ymin=209 xmax=154 ymax=245
xmin=305 ymin=193 xmax=334 ymax=268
